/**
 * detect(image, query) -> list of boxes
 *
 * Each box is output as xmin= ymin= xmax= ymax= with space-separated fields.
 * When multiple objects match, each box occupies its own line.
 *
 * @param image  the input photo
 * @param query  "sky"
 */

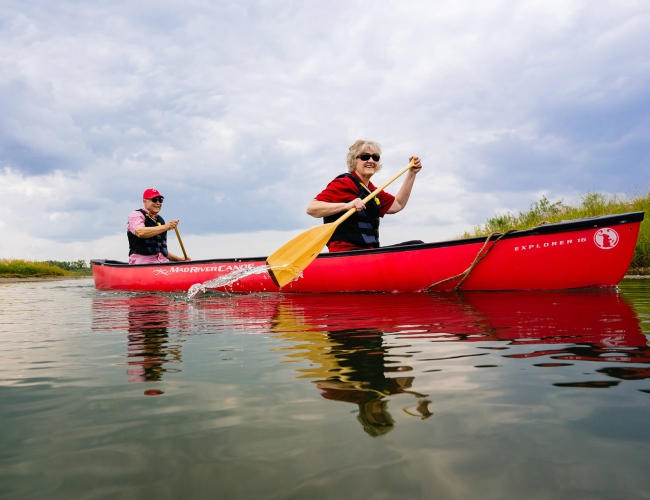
xmin=1 ymin=0 xmax=648 ymax=261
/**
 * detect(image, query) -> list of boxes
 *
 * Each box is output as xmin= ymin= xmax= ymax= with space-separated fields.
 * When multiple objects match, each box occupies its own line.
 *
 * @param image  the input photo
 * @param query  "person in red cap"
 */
xmin=126 ymin=188 xmax=191 ymax=265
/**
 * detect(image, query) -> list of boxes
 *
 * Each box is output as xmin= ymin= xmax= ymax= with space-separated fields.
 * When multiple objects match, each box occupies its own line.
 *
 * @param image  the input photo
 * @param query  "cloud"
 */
xmin=0 ymin=0 xmax=648 ymax=260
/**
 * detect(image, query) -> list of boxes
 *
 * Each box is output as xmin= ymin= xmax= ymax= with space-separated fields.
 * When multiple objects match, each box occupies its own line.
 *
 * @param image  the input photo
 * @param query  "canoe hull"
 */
xmin=92 ymin=212 xmax=644 ymax=293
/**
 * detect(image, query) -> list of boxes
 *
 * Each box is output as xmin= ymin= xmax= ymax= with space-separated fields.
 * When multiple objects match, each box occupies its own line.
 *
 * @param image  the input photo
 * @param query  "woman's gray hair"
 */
xmin=346 ymin=140 xmax=382 ymax=173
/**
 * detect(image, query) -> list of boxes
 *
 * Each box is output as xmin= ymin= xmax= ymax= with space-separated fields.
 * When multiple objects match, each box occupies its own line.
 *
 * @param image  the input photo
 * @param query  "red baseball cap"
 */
xmin=143 ymin=188 xmax=164 ymax=199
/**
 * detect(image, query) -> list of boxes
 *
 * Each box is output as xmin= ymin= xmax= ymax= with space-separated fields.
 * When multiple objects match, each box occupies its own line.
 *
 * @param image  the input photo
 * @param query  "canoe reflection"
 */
xmin=259 ymin=290 xmax=645 ymax=433
xmin=92 ymin=288 xmax=646 ymax=412
xmin=459 ymin=291 xmax=649 ymax=388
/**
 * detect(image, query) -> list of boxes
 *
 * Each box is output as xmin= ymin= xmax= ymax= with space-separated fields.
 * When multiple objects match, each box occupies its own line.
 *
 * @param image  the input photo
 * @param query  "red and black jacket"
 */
xmin=323 ymin=173 xmax=381 ymax=248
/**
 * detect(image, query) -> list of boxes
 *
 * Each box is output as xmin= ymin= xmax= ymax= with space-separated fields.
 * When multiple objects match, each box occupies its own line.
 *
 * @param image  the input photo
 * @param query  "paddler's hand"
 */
xmin=409 ymin=156 xmax=422 ymax=174
xmin=165 ymin=219 xmax=180 ymax=231
xmin=345 ymin=199 xmax=366 ymax=212
xmin=169 ymin=253 xmax=191 ymax=262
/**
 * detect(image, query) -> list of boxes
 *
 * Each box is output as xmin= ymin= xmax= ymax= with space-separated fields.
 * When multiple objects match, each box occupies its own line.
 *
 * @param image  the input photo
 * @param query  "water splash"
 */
xmin=186 ymin=264 xmax=302 ymax=299
xmin=187 ymin=265 xmax=270 ymax=299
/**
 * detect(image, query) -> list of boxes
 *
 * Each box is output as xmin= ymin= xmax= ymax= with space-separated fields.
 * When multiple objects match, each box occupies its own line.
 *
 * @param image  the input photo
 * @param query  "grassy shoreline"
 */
xmin=0 ymin=276 xmax=93 ymax=282
xmin=0 ymin=260 xmax=93 ymax=278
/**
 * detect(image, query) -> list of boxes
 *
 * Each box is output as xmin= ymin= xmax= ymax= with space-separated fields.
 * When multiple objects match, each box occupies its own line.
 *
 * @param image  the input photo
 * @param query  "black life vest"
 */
xmin=323 ymin=173 xmax=381 ymax=248
xmin=127 ymin=209 xmax=169 ymax=257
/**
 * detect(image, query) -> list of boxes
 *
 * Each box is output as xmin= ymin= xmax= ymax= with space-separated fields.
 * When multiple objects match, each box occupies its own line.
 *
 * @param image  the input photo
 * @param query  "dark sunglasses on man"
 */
xmin=357 ymin=153 xmax=380 ymax=161
xmin=148 ymin=197 xmax=164 ymax=203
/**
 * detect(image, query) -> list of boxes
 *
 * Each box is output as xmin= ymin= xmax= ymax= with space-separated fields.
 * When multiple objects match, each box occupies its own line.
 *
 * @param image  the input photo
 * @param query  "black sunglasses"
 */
xmin=357 ymin=153 xmax=380 ymax=162
xmin=148 ymin=197 xmax=164 ymax=203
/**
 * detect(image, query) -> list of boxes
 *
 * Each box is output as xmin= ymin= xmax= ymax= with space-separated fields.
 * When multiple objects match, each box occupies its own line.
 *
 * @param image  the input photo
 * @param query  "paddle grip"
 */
xmin=333 ymin=159 xmax=416 ymax=228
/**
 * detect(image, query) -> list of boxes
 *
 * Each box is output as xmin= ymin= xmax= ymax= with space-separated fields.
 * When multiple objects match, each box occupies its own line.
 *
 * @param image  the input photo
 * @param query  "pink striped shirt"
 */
xmin=127 ymin=209 xmax=170 ymax=265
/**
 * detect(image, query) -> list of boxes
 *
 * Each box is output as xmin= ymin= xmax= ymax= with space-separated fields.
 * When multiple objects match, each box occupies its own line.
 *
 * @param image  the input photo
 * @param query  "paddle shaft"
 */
xmin=174 ymin=227 xmax=189 ymax=260
xmin=332 ymin=159 xmax=416 ymax=229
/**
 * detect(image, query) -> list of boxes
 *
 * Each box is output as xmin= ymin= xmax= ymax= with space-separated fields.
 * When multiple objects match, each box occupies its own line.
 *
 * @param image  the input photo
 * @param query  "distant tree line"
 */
xmin=45 ymin=260 xmax=89 ymax=271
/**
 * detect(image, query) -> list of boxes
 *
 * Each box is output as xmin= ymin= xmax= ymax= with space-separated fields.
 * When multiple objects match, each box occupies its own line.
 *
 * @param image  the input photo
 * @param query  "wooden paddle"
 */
xmin=174 ymin=227 xmax=189 ymax=260
xmin=266 ymin=159 xmax=416 ymax=288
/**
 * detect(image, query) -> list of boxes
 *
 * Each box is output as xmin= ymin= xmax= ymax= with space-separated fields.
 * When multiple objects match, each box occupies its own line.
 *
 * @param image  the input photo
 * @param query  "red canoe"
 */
xmin=91 ymin=211 xmax=644 ymax=293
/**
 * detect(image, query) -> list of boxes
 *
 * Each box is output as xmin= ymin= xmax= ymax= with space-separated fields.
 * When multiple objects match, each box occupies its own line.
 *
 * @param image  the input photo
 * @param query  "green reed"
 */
xmin=461 ymin=191 xmax=650 ymax=272
xmin=0 ymin=259 xmax=72 ymax=278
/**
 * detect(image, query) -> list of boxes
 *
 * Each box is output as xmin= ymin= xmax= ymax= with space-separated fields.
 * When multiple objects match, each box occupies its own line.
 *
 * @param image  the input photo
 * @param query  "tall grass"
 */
xmin=462 ymin=190 xmax=650 ymax=270
xmin=0 ymin=259 xmax=72 ymax=278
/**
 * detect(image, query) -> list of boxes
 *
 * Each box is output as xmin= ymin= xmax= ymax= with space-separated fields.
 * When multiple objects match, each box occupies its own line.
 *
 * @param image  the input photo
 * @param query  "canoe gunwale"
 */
xmin=91 ymin=211 xmax=644 ymax=268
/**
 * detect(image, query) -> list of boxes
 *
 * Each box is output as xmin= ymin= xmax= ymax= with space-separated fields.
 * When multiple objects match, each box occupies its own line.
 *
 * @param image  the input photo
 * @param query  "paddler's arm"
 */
xmin=386 ymin=156 xmax=422 ymax=214
xmin=134 ymin=219 xmax=180 ymax=239
xmin=306 ymin=199 xmax=366 ymax=218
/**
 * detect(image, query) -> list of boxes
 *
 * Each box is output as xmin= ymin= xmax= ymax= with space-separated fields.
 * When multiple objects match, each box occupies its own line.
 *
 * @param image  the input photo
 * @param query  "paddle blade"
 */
xmin=266 ymin=223 xmax=336 ymax=288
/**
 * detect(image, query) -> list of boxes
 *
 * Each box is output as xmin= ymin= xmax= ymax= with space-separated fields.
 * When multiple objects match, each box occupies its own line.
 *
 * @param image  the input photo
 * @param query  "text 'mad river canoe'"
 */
xmin=91 ymin=211 xmax=644 ymax=293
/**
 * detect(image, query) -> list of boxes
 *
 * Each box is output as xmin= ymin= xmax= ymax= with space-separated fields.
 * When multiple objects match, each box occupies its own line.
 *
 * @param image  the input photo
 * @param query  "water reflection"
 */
xmin=254 ymin=290 xmax=645 ymax=433
xmin=126 ymin=297 xmax=181 ymax=385
xmin=459 ymin=292 xmax=650 ymax=388
xmin=92 ymin=288 xmax=647 ymax=420
xmin=271 ymin=303 xmax=432 ymax=436
xmin=460 ymin=291 xmax=645 ymax=346
xmin=93 ymin=295 xmax=184 ymax=392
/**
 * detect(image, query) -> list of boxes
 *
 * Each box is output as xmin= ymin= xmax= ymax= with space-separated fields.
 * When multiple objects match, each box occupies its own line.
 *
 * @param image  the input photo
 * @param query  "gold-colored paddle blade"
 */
xmin=266 ymin=223 xmax=337 ymax=288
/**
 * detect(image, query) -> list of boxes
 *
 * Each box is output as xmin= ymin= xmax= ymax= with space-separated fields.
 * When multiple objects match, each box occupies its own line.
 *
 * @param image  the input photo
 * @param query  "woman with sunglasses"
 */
xmin=127 ymin=188 xmax=191 ymax=265
xmin=306 ymin=140 xmax=422 ymax=252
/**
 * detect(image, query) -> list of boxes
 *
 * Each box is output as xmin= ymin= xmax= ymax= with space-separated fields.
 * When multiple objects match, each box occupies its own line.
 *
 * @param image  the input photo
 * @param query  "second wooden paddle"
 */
xmin=266 ymin=159 xmax=416 ymax=288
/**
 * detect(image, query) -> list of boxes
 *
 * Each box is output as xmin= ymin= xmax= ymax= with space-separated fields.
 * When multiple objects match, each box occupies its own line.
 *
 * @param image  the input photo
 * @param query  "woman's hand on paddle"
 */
xmin=345 ymin=199 xmax=366 ymax=212
xmin=409 ymin=156 xmax=422 ymax=174
xmin=387 ymin=157 xmax=423 ymax=214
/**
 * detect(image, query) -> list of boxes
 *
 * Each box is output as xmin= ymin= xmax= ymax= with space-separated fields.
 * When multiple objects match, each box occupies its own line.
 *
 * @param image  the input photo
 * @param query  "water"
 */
xmin=1 ymin=279 xmax=650 ymax=499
